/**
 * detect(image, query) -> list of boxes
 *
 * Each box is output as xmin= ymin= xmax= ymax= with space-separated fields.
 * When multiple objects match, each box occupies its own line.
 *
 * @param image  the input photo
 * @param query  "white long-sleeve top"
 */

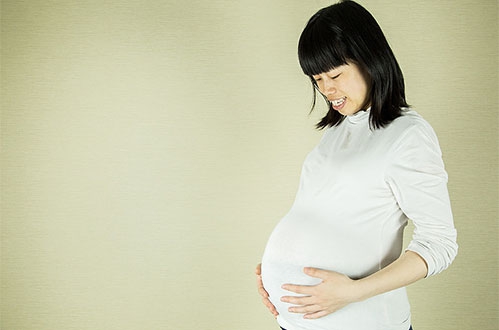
xmin=261 ymin=109 xmax=458 ymax=330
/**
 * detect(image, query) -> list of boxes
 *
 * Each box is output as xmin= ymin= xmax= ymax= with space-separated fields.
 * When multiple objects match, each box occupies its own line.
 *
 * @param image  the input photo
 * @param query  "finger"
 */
xmin=258 ymin=287 xmax=269 ymax=298
xmin=257 ymin=279 xmax=269 ymax=298
xmin=281 ymin=283 xmax=315 ymax=295
xmin=262 ymin=297 xmax=279 ymax=316
xmin=304 ymin=309 xmax=331 ymax=319
xmin=255 ymin=263 xmax=262 ymax=275
xmin=288 ymin=304 xmax=323 ymax=314
xmin=256 ymin=275 xmax=264 ymax=290
xmin=255 ymin=264 xmax=269 ymax=297
xmin=256 ymin=276 xmax=269 ymax=298
xmin=281 ymin=295 xmax=314 ymax=306
xmin=303 ymin=267 xmax=333 ymax=279
xmin=258 ymin=287 xmax=269 ymax=297
xmin=269 ymin=305 xmax=279 ymax=317
xmin=263 ymin=297 xmax=274 ymax=308
xmin=269 ymin=305 xmax=279 ymax=316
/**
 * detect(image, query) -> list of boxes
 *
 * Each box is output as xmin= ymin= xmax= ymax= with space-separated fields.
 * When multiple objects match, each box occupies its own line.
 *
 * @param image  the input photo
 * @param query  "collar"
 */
xmin=346 ymin=108 xmax=370 ymax=124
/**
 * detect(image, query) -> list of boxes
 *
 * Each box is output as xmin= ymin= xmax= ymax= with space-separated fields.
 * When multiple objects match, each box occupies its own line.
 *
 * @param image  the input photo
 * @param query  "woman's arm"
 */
xmin=280 ymin=250 xmax=427 ymax=319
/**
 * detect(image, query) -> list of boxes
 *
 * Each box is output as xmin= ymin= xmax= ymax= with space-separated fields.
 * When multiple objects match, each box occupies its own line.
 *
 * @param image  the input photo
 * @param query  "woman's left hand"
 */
xmin=280 ymin=267 xmax=362 ymax=319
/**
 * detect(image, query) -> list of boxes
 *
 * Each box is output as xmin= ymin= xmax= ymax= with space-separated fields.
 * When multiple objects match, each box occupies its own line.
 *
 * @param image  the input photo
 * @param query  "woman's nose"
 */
xmin=322 ymin=78 xmax=336 ymax=94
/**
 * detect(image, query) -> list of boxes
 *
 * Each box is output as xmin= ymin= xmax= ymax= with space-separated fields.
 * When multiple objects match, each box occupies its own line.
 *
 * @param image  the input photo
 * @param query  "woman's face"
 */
xmin=312 ymin=62 xmax=371 ymax=116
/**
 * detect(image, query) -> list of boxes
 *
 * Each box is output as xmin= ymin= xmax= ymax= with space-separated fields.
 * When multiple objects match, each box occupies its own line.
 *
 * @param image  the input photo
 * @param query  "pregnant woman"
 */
xmin=256 ymin=2 xmax=458 ymax=330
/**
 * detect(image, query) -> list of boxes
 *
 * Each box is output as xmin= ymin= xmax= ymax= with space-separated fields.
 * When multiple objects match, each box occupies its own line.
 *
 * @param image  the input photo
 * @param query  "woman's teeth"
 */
xmin=331 ymin=97 xmax=346 ymax=107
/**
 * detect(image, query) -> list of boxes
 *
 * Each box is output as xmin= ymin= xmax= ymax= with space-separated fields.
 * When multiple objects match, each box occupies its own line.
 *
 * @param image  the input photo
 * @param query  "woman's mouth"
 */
xmin=330 ymin=97 xmax=346 ymax=110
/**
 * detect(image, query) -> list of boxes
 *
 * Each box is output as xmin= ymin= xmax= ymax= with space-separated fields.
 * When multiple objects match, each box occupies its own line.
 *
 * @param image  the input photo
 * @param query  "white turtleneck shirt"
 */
xmin=260 ymin=109 xmax=458 ymax=330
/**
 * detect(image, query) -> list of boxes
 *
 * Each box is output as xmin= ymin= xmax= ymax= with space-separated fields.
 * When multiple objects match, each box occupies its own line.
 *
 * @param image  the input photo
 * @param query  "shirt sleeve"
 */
xmin=385 ymin=121 xmax=458 ymax=277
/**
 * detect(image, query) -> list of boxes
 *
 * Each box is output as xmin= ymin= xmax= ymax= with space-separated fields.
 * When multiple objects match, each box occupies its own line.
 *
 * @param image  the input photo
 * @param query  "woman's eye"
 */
xmin=330 ymin=74 xmax=341 ymax=79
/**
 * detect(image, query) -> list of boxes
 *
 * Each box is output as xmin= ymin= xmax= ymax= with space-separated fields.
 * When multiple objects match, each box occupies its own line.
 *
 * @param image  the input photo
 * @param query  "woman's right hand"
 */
xmin=255 ymin=263 xmax=279 ymax=318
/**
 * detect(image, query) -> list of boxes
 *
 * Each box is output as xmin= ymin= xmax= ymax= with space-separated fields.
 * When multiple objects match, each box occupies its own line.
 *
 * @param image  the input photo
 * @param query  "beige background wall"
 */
xmin=1 ymin=1 xmax=497 ymax=329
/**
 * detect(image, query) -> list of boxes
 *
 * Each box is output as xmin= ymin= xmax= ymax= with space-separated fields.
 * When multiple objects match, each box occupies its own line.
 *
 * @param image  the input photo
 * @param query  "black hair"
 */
xmin=298 ymin=0 xmax=409 ymax=129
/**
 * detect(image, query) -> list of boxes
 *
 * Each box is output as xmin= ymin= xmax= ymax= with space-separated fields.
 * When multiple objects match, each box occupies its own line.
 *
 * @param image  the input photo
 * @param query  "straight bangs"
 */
xmin=298 ymin=16 xmax=349 ymax=77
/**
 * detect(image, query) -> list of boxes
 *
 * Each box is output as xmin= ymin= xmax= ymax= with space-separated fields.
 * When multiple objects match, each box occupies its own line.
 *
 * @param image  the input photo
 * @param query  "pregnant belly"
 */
xmin=260 ymin=210 xmax=382 ymax=317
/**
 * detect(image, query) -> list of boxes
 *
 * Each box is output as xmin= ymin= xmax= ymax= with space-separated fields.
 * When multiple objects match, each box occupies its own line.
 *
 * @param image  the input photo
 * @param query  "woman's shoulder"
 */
xmin=384 ymin=108 xmax=441 ymax=154
xmin=386 ymin=108 xmax=436 ymax=137
xmin=392 ymin=108 xmax=431 ymax=127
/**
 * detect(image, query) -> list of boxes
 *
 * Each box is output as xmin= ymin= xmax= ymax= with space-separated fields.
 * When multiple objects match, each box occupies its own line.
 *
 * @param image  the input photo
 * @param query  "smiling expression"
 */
xmin=312 ymin=62 xmax=371 ymax=116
